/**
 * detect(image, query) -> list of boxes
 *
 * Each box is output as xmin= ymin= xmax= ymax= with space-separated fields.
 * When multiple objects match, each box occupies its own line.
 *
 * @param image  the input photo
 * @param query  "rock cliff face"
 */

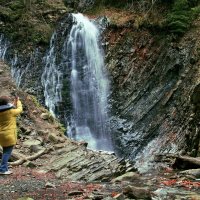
xmin=104 ymin=18 xmax=200 ymax=168
xmin=1 ymin=2 xmax=200 ymax=171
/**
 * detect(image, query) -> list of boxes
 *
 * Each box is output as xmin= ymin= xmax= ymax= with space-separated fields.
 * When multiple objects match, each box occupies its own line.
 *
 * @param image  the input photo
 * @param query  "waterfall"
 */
xmin=67 ymin=13 xmax=112 ymax=151
xmin=0 ymin=35 xmax=8 ymax=60
xmin=0 ymin=35 xmax=24 ymax=87
xmin=10 ymin=54 xmax=22 ymax=87
xmin=41 ymin=32 xmax=63 ymax=115
xmin=42 ymin=13 xmax=113 ymax=151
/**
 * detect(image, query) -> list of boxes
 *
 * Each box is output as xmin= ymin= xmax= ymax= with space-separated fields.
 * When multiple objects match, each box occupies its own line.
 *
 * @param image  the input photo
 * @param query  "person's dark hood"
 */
xmin=0 ymin=103 xmax=14 ymax=112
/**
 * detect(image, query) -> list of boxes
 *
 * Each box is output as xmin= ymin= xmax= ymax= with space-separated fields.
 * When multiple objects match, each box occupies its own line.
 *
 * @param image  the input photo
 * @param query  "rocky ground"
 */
xmin=0 ymin=60 xmax=200 ymax=199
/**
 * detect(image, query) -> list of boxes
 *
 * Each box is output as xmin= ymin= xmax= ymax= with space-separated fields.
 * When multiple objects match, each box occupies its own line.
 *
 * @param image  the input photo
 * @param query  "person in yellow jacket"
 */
xmin=0 ymin=96 xmax=23 ymax=175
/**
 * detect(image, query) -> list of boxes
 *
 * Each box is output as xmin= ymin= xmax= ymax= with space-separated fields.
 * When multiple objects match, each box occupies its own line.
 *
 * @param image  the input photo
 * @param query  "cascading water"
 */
xmin=0 ymin=36 xmax=24 ymax=87
xmin=42 ymin=13 xmax=113 ymax=151
xmin=0 ymin=35 xmax=8 ymax=60
xmin=67 ymin=14 xmax=112 ymax=151
xmin=41 ymin=32 xmax=63 ymax=115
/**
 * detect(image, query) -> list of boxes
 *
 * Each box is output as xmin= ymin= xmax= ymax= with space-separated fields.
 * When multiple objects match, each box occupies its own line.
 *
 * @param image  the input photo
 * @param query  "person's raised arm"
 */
xmin=11 ymin=97 xmax=23 ymax=116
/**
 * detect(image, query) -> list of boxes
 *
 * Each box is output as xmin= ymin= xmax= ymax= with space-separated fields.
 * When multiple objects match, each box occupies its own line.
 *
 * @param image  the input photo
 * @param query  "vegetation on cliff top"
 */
xmin=0 ymin=0 xmax=67 ymax=48
xmin=166 ymin=0 xmax=200 ymax=35
xmin=87 ymin=0 xmax=200 ymax=35
xmin=0 ymin=0 xmax=200 ymax=48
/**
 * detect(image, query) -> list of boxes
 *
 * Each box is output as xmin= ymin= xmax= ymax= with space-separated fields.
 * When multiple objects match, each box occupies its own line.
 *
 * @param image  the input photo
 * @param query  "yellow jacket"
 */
xmin=0 ymin=100 xmax=23 ymax=147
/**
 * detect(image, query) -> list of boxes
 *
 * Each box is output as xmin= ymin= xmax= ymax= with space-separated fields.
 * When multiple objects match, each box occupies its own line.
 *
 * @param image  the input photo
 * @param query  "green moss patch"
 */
xmin=0 ymin=0 xmax=67 ymax=49
xmin=166 ymin=0 xmax=200 ymax=35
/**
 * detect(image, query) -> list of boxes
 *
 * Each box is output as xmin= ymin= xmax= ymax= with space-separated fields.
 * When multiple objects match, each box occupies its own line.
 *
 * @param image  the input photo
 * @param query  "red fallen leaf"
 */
xmin=180 ymin=180 xmax=200 ymax=188
xmin=111 ymin=191 xmax=120 ymax=197
xmin=161 ymin=179 xmax=177 ymax=186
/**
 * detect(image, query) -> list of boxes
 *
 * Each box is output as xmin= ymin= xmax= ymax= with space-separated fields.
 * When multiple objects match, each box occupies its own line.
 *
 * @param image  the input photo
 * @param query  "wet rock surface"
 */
xmin=104 ymin=16 xmax=200 ymax=166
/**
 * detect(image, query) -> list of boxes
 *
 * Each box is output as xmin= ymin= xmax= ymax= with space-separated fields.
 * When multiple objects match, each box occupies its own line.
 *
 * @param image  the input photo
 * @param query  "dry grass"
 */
xmin=88 ymin=8 xmax=136 ymax=25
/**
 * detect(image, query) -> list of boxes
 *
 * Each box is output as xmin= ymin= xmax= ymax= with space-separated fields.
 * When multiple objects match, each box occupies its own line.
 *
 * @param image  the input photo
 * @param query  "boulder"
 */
xmin=123 ymin=185 xmax=151 ymax=199
xmin=23 ymin=139 xmax=42 ymax=147
xmin=112 ymin=172 xmax=140 ymax=182
xmin=48 ymin=132 xmax=65 ymax=143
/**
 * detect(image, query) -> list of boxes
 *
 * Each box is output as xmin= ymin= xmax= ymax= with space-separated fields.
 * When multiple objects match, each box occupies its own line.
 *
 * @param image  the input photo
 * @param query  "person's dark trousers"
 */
xmin=0 ymin=146 xmax=13 ymax=172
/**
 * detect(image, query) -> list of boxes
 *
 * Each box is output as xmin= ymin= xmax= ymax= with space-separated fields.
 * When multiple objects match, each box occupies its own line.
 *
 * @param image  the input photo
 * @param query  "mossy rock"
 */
xmin=32 ymin=23 xmax=52 ymax=44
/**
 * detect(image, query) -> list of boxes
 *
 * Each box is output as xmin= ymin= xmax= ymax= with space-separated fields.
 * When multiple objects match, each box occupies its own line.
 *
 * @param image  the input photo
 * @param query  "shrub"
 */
xmin=166 ymin=0 xmax=200 ymax=35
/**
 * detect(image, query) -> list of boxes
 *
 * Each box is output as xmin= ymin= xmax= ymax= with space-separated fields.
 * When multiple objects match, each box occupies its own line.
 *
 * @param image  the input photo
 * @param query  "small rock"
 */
xmin=45 ymin=182 xmax=56 ymax=188
xmin=48 ymin=133 xmax=65 ymax=143
xmin=37 ymin=169 xmax=48 ymax=174
xmin=0 ymin=69 xmax=4 ymax=74
xmin=30 ymin=145 xmax=44 ymax=153
xmin=17 ymin=198 xmax=34 ymax=200
xmin=37 ymin=136 xmax=44 ymax=143
xmin=179 ymin=150 xmax=186 ymax=155
xmin=32 ymin=110 xmax=38 ymax=114
xmin=23 ymin=161 xmax=37 ymax=168
xmin=130 ymin=48 xmax=136 ymax=53
xmin=123 ymin=185 xmax=151 ymax=199
xmin=78 ymin=141 xmax=88 ymax=147
xmin=40 ymin=113 xmax=49 ymax=120
xmin=38 ymin=130 xmax=49 ymax=136
xmin=15 ymin=144 xmax=21 ymax=149
xmin=68 ymin=191 xmax=84 ymax=196
xmin=48 ymin=133 xmax=59 ymax=143
xmin=113 ymin=193 xmax=125 ymax=200
xmin=20 ymin=126 xmax=32 ymax=135
xmin=30 ymin=130 xmax=38 ymax=136
xmin=126 ymin=166 xmax=137 ymax=172
xmin=190 ymin=57 xmax=197 ymax=64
